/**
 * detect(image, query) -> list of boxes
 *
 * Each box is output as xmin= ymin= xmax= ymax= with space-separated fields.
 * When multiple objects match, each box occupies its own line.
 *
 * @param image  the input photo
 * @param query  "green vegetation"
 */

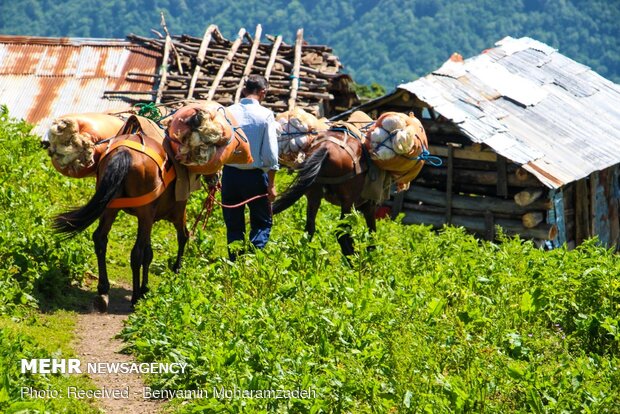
xmin=0 ymin=108 xmax=98 ymax=412
xmin=121 ymin=200 xmax=620 ymax=412
xmin=0 ymin=109 xmax=619 ymax=413
xmin=0 ymin=0 xmax=618 ymax=86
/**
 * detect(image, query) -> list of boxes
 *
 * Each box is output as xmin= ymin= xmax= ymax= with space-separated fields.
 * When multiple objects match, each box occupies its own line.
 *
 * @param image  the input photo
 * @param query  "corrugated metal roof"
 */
xmin=399 ymin=36 xmax=620 ymax=188
xmin=0 ymin=35 xmax=159 ymax=134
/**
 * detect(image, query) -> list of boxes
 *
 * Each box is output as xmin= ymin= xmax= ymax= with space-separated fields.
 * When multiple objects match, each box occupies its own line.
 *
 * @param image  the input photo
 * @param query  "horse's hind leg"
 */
xmin=131 ymin=211 xmax=155 ymax=305
xmin=92 ymin=209 xmax=119 ymax=313
xmin=359 ymin=200 xmax=377 ymax=251
xmin=337 ymin=201 xmax=355 ymax=257
xmin=305 ymin=186 xmax=322 ymax=239
xmin=171 ymin=202 xmax=189 ymax=273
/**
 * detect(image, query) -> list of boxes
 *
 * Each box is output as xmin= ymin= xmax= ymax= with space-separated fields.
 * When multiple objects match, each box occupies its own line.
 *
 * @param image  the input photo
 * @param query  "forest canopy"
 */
xmin=0 ymin=0 xmax=618 ymax=87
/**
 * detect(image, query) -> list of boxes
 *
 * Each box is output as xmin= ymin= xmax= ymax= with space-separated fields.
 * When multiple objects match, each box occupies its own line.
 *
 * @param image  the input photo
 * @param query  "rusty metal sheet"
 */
xmin=0 ymin=35 xmax=158 ymax=134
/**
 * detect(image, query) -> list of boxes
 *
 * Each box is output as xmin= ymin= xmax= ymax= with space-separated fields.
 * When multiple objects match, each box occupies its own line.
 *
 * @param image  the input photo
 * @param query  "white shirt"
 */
xmin=226 ymin=98 xmax=279 ymax=171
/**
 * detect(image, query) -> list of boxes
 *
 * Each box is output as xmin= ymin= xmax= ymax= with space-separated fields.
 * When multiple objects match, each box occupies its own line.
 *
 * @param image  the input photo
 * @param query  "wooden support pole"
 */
xmin=484 ymin=210 xmax=495 ymax=241
xmin=207 ymin=28 xmax=246 ymax=101
xmin=496 ymin=154 xmax=508 ymax=198
xmin=187 ymin=24 xmax=217 ymax=99
xmin=155 ymin=35 xmax=172 ymax=104
xmin=391 ymin=191 xmax=405 ymax=219
xmin=264 ymin=35 xmax=283 ymax=81
xmin=235 ymin=24 xmax=262 ymax=103
xmin=446 ymin=143 xmax=459 ymax=224
xmin=288 ymin=29 xmax=303 ymax=111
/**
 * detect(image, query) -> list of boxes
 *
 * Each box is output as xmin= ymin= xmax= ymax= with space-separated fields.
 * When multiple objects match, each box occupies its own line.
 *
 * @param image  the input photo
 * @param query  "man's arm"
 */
xmin=267 ymin=169 xmax=277 ymax=202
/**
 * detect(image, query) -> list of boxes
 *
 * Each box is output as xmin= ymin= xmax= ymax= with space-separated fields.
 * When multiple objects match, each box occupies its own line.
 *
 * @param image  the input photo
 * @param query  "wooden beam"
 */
xmin=235 ymin=24 xmax=262 ymax=103
xmin=446 ymin=143 xmax=459 ymax=224
xmin=428 ymin=145 xmax=497 ymax=162
xmin=187 ymin=24 xmax=217 ymax=99
xmin=155 ymin=34 xmax=172 ymax=104
xmin=207 ymin=28 xmax=246 ymax=101
xmin=484 ymin=210 xmax=495 ymax=240
xmin=496 ymin=154 xmax=508 ymax=198
xmin=264 ymin=35 xmax=283 ymax=81
xmin=575 ymin=178 xmax=590 ymax=244
xmin=288 ymin=29 xmax=303 ymax=110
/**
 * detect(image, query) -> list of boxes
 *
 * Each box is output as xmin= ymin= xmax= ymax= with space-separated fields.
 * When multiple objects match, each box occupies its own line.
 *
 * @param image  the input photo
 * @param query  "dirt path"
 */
xmin=74 ymin=285 xmax=163 ymax=414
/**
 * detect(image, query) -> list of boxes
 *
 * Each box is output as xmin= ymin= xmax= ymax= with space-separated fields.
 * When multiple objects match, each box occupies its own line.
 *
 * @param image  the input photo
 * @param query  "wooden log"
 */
xmin=522 ymin=212 xmax=545 ymax=228
xmin=404 ymin=185 xmax=551 ymax=215
xmin=207 ymin=28 xmax=246 ymax=101
xmin=401 ymin=210 xmax=557 ymax=240
xmin=187 ymin=24 xmax=217 ymax=99
xmin=497 ymin=155 xmax=508 ymax=198
xmin=514 ymin=188 xmax=544 ymax=206
xmin=155 ymin=34 xmax=172 ymax=104
xmin=419 ymin=165 xmax=543 ymax=188
xmin=288 ymin=29 xmax=303 ymax=111
xmin=264 ymin=35 xmax=283 ymax=81
xmin=427 ymin=145 xmax=497 ymax=162
xmin=235 ymin=24 xmax=262 ymax=103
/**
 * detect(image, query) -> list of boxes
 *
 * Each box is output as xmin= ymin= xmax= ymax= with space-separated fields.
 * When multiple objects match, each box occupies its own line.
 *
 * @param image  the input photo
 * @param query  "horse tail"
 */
xmin=53 ymin=150 xmax=132 ymax=237
xmin=273 ymin=146 xmax=329 ymax=214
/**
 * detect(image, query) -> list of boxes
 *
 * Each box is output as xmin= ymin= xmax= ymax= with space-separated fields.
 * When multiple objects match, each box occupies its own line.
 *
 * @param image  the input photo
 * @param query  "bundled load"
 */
xmin=166 ymin=101 xmax=252 ymax=175
xmin=276 ymin=108 xmax=329 ymax=167
xmin=367 ymin=112 xmax=429 ymax=192
xmin=45 ymin=113 xmax=125 ymax=178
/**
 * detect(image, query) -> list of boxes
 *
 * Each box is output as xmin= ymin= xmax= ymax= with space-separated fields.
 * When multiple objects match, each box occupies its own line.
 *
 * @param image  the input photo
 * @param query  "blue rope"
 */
xmin=217 ymin=106 xmax=247 ymax=143
xmin=415 ymin=148 xmax=443 ymax=167
xmin=289 ymin=74 xmax=301 ymax=86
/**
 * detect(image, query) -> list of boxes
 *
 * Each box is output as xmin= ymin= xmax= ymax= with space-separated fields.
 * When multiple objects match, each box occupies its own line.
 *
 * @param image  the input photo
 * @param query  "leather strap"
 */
xmin=98 ymin=136 xmax=176 ymax=209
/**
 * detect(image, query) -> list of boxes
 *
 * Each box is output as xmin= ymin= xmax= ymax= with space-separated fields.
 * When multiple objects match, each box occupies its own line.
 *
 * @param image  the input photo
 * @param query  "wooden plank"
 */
xmin=575 ymin=178 xmax=590 ymax=244
xmin=484 ymin=210 xmax=495 ymax=240
xmin=264 ymin=35 xmax=283 ymax=81
xmin=496 ymin=154 xmax=508 ymax=198
xmin=401 ymin=210 xmax=555 ymax=240
xmin=446 ymin=143 xmax=457 ymax=224
xmin=207 ymin=28 xmax=246 ymax=101
xmin=187 ymin=24 xmax=217 ymax=99
xmin=288 ymin=29 xmax=303 ymax=111
xmin=235 ymin=24 xmax=262 ymax=103
xmin=404 ymin=185 xmax=550 ymax=215
xmin=155 ymin=35 xmax=172 ymax=104
xmin=428 ymin=145 xmax=497 ymax=162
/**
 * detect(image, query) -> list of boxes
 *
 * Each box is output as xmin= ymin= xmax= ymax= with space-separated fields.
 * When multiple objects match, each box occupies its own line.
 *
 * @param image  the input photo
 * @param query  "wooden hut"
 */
xmin=335 ymin=37 xmax=620 ymax=249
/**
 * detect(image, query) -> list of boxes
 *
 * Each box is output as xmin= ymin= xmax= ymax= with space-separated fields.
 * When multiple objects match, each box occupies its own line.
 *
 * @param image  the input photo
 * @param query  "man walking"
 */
xmin=222 ymin=74 xmax=279 ymax=259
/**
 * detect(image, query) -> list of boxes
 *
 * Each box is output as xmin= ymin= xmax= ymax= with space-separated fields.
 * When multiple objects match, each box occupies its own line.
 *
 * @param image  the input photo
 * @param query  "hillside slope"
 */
xmin=0 ymin=1 xmax=618 ymax=86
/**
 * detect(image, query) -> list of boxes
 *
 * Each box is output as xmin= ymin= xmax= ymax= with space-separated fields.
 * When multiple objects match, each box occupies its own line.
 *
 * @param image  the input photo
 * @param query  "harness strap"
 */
xmin=311 ymin=134 xmax=367 ymax=184
xmin=104 ymin=138 xmax=166 ymax=171
xmin=99 ymin=137 xmax=176 ymax=209
xmin=107 ymin=166 xmax=176 ymax=209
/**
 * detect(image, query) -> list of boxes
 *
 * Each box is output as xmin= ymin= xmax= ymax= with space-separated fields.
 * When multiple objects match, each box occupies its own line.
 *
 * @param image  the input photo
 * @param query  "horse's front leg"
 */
xmin=171 ymin=202 xmax=189 ymax=273
xmin=305 ymin=186 xmax=322 ymax=239
xmin=131 ymin=211 xmax=155 ymax=305
xmin=92 ymin=209 xmax=119 ymax=313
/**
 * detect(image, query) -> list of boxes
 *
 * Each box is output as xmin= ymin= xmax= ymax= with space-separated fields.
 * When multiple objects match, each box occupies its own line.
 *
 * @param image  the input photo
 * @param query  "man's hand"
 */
xmin=267 ymin=185 xmax=277 ymax=202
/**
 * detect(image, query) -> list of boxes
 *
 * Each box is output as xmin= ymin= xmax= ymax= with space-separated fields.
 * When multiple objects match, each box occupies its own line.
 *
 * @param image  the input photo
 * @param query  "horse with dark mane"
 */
xmin=273 ymin=120 xmax=380 ymax=256
xmin=53 ymin=116 xmax=188 ymax=312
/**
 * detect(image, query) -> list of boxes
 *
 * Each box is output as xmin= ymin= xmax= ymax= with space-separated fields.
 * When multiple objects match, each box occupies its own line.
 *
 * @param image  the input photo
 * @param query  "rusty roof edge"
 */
xmin=0 ymin=34 xmax=133 ymax=46
xmin=522 ymin=162 xmax=563 ymax=189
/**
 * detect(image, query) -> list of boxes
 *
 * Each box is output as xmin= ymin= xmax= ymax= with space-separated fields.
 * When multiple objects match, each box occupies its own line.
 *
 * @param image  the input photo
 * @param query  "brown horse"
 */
xmin=273 ymin=126 xmax=378 ymax=256
xmin=53 ymin=125 xmax=188 ymax=312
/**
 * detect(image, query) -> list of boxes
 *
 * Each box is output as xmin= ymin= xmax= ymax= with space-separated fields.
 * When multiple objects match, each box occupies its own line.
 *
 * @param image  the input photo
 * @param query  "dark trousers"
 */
xmin=221 ymin=166 xmax=272 ymax=257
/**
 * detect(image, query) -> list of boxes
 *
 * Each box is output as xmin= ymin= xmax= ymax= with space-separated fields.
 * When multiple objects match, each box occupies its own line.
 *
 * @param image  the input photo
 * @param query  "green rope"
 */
xmin=135 ymin=102 xmax=162 ymax=122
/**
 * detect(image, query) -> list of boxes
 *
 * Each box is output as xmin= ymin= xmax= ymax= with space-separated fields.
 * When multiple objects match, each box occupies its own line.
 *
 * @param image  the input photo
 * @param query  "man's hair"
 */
xmin=244 ymin=74 xmax=269 ymax=94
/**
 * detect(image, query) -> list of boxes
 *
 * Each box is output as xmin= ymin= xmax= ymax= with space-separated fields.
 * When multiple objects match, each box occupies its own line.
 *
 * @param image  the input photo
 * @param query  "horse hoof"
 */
xmin=93 ymin=294 xmax=109 ymax=313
